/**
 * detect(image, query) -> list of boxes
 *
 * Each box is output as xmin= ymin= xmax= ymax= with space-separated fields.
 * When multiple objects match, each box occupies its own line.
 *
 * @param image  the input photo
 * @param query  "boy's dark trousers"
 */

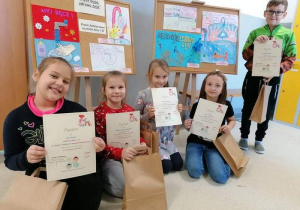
xmin=240 ymin=71 xmax=280 ymax=142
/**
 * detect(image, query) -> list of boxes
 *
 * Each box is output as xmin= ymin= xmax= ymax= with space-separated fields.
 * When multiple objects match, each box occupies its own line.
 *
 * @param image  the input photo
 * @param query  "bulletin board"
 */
xmin=25 ymin=0 xmax=136 ymax=76
xmin=153 ymin=0 xmax=240 ymax=74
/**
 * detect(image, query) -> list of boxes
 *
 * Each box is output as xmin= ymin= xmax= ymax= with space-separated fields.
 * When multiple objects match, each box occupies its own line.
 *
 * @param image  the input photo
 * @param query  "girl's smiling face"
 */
xmin=103 ymin=76 xmax=126 ymax=108
xmin=204 ymin=75 xmax=224 ymax=102
xmin=33 ymin=61 xmax=71 ymax=107
xmin=150 ymin=67 xmax=169 ymax=88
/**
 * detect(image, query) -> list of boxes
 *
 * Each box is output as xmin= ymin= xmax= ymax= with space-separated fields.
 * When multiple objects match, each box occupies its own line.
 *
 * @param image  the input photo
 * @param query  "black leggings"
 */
xmin=61 ymin=170 xmax=102 ymax=210
xmin=162 ymin=152 xmax=183 ymax=174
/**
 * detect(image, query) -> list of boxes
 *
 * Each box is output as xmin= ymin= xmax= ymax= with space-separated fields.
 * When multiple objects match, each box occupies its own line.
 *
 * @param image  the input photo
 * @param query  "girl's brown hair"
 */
xmin=32 ymin=57 xmax=74 ymax=93
xmin=147 ymin=59 xmax=170 ymax=87
xmin=37 ymin=57 xmax=74 ymax=81
xmin=199 ymin=70 xmax=228 ymax=104
xmin=100 ymin=70 xmax=127 ymax=103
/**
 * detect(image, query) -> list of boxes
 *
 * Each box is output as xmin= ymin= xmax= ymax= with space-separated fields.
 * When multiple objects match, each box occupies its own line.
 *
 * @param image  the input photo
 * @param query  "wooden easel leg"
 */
xmin=84 ymin=77 xmax=93 ymax=111
xmin=190 ymin=74 xmax=197 ymax=105
xmin=74 ymin=77 xmax=80 ymax=103
xmin=173 ymin=72 xmax=180 ymax=88
xmin=176 ymin=73 xmax=191 ymax=135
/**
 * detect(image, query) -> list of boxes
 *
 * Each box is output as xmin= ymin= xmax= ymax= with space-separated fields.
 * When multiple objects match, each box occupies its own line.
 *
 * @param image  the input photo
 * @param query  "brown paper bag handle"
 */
xmin=133 ymin=145 xmax=148 ymax=152
xmin=31 ymin=167 xmax=46 ymax=177
xmin=134 ymin=146 xmax=152 ymax=155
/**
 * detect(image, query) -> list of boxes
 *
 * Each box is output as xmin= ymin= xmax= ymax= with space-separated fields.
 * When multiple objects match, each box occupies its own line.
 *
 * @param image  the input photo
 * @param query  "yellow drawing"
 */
xmin=70 ymin=29 xmax=75 ymax=36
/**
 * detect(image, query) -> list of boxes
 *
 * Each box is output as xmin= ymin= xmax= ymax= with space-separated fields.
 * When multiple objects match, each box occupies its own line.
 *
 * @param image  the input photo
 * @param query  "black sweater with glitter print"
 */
xmin=3 ymin=98 xmax=87 ymax=175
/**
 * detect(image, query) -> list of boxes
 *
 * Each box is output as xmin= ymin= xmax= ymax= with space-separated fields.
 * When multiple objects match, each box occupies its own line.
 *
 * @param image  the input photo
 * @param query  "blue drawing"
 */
xmin=201 ymin=13 xmax=238 ymax=65
xmin=154 ymin=30 xmax=202 ymax=67
xmin=34 ymin=38 xmax=82 ymax=67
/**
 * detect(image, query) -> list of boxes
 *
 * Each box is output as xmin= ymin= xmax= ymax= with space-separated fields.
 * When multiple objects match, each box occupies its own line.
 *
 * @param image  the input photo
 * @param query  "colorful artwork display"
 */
xmin=31 ymin=5 xmax=82 ymax=67
xmin=154 ymin=30 xmax=202 ymax=68
xmin=163 ymin=4 xmax=197 ymax=32
xmin=201 ymin=11 xmax=238 ymax=65
xmin=90 ymin=43 xmax=126 ymax=71
xmin=106 ymin=4 xmax=131 ymax=45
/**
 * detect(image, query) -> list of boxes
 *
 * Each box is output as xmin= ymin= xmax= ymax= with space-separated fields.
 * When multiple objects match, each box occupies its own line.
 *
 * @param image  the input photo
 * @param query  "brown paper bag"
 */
xmin=140 ymin=121 xmax=159 ymax=154
xmin=213 ymin=133 xmax=250 ymax=177
xmin=249 ymin=85 xmax=272 ymax=123
xmin=0 ymin=167 xmax=68 ymax=210
xmin=122 ymin=149 xmax=167 ymax=210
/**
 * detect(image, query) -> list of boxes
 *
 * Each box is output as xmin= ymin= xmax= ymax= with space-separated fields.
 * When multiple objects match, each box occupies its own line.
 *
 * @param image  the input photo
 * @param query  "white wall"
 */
xmin=177 ymin=0 xmax=298 ymax=22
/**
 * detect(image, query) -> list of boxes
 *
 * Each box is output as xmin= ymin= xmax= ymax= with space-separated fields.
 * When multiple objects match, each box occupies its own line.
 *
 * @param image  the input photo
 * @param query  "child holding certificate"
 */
xmin=184 ymin=70 xmax=236 ymax=184
xmin=3 ymin=57 xmax=104 ymax=210
xmin=94 ymin=71 xmax=147 ymax=198
xmin=239 ymin=0 xmax=296 ymax=154
xmin=134 ymin=59 xmax=183 ymax=174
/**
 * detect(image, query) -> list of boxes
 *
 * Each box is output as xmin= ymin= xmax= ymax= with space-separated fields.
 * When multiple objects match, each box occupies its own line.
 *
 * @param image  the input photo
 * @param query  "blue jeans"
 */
xmin=186 ymin=142 xmax=231 ymax=184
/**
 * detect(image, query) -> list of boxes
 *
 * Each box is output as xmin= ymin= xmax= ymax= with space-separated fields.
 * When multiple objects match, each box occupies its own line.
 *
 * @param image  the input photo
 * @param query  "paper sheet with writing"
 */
xmin=190 ymin=99 xmax=227 ymax=141
xmin=43 ymin=112 xmax=96 ymax=181
xmin=106 ymin=111 xmax=140 ymax=148
xmin=252 ymin=39 xmax=282 ymax=77
xmin=152 ymin=87 xmax=182 ymax=127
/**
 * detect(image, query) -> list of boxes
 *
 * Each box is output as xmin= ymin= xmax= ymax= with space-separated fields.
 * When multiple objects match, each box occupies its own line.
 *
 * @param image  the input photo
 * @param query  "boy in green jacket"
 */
xmin=239 ymin=0 xmax=296 ymax=154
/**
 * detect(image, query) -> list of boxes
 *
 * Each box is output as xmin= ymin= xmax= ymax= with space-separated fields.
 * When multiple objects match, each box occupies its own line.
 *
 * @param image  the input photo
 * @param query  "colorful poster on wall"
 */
xmin=163 ymin=4 xmax=197 ymax=32
xmin=201 ymin=11 xmax=238 ymax=65
xmin=90 ymin=43 xmax=126 ymax=71
xmin=154 ymin=30 xmax=202 ymax=68
xmin=106 ymin=4 xmax=131 ymax=45
xmin=31 ymin=5 xmax=82 ymax=67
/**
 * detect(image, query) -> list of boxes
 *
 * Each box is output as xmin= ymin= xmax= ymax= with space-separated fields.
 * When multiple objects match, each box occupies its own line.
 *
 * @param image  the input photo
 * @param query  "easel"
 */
xmin=74 ymin=76 xmax=96 ymax=111
xmin=173 ymin=72 xmax=198 ymax=134
xmin=25 ymin=0 xmax=136 ymax=113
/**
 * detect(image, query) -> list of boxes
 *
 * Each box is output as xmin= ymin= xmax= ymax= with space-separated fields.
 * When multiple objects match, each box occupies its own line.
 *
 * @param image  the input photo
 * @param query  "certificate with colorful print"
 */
xmin=190 ymin=99 xmax=227 ymax=141
xmin=106 ymin=111 xmax=140 ymax=148
xmin=43 ymin=112 xmax=96 ymax=181
xmin=252 ymin=39 xmax=282 ymax=77
xmin=151 ymin=87 xmax=182 ymax=127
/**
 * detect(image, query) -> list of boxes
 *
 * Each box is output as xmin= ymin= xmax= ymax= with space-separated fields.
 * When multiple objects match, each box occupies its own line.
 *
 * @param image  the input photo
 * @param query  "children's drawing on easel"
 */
xmin=90 ymin=43 xmax=126 ymax=71
xmin=31 ymin=5 xmax=82 ymax=67
xmin=154 ymin=30 xmax=202 ymax=68
xmin=163 ymin=4 xmax=197 ymax=32
xmin=106 ymin=4 xmax=131 ymax=45
xmin=201 ymin=11 xmax=238 ymax=65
